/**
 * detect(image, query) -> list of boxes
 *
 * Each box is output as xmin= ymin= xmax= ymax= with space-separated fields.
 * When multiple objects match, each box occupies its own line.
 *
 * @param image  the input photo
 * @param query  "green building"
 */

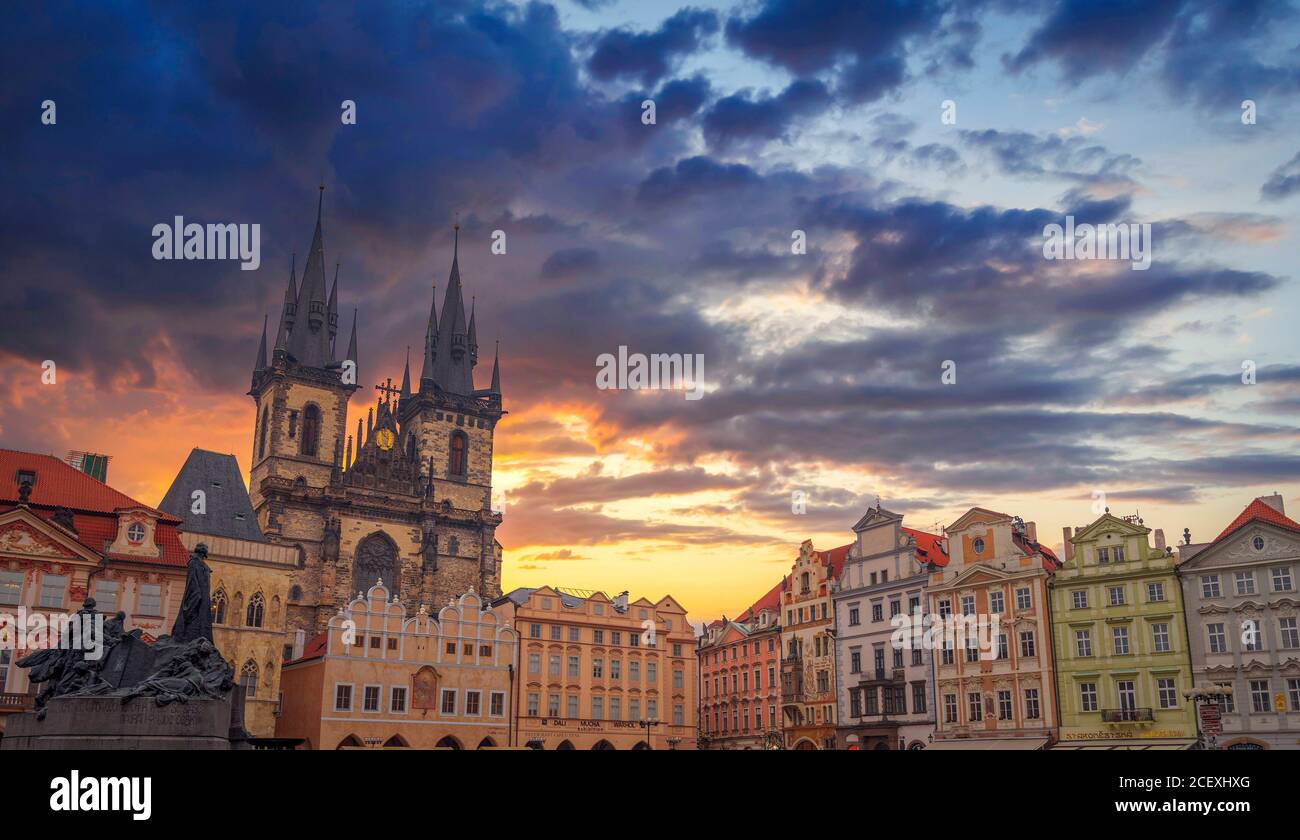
xmin=1050 ymin=513 xmax=1198 ymax=749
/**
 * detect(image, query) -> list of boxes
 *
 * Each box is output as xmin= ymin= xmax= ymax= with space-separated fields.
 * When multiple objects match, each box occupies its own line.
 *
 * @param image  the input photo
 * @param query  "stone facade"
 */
xmin=1052 ymin=513 xmax=1197 ymax=748
xmin=1176 ymin=495 xmax=1300 ymax=750
xmin=276 ymin=581 xmax=517 ymax=749
xmin=834 ymin=506 xmax=943 ymax=750
xmin=779 ymin=540 xmax=847 ymax=749
xmin=928 ymin=507 xmax=1060 ymax=749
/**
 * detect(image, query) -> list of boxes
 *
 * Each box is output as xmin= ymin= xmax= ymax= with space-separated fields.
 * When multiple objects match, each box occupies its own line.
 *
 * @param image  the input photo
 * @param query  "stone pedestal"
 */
xmin=0 ymin=695 xmax=233 ymax=750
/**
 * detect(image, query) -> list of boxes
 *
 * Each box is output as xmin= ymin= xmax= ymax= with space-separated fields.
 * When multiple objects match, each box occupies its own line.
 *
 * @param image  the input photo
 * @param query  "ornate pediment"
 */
xmin=1197 ymin=603 xmax=1231 ymax=615
xmin=947 ymin=507 xmax=1009 ymax=533
xmin=0 ymin=509 xmax=100 ymax=564
xmin=1183 ymin=524 xmax=1300 ymax=570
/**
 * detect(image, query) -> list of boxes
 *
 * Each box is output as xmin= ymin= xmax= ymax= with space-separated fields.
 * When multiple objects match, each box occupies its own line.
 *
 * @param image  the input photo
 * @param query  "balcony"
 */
xmin=0 ymin=692 xmax=34 ymax=713
xmin=1102 ymin=707 xmax=1154 ymax=723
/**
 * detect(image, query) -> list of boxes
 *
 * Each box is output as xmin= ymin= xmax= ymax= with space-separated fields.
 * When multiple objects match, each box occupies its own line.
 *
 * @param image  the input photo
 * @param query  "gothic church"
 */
xmin=247 ymin=190 xmax=504 ymax=636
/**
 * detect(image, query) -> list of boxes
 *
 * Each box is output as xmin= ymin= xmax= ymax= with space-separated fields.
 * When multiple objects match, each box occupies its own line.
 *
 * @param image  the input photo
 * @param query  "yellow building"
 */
xmin=276 ymin=580 xmax=517 ymax=749
xmin=497 ymin=585 xmax=697 ymax=749
xmin=780 ymin=540 xmax=849 ymax=749
xmin=160 ymin=448 xmax=301 ymax=738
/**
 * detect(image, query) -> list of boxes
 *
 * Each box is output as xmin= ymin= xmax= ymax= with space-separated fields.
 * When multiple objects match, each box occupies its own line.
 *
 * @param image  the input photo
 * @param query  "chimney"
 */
xmin=1062 ymin=527 xmax=1074 ymax=562
xmin=1259 ymin=493 xmax=1284 ymax=515
xmin=1154 ymin=529 xmax=1166 ymax=550
xmin=1025 ymin=521 xmax=1037 ymax=543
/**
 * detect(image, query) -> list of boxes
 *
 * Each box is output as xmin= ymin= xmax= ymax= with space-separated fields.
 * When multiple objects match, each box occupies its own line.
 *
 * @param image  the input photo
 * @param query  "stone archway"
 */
xmin=591 ymin=739 xmax=616 ymax=750
xmin=336 ymin=734 xmax=363 ymax=749
xmin=435 ymin=735 xmax=463 ymax=750
xmin=556 ymin=740 xmax=575 ymax=750
xmin=792 ymin=738 xmax=818 ymax=751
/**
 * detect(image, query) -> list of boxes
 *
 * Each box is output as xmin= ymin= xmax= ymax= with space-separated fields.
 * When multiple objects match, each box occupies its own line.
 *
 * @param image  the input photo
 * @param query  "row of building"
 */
xmin=698 ymin=497 xmax=1300 ymax=750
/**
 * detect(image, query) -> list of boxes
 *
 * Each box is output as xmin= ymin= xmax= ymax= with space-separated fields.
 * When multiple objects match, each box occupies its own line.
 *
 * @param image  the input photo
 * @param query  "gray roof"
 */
xmin=158 ymin=449 xmax=266 ymax=542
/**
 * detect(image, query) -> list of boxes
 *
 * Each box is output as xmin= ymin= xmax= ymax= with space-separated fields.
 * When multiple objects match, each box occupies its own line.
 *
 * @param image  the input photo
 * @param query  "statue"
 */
xmin=170 ymin=542 xmax=214 ymax=644
xmin=16 ymin=544 xmax=234 ymax=714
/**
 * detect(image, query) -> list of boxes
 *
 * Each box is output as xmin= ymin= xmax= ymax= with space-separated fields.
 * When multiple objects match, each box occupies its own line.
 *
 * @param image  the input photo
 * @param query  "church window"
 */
xmin=246 ymin=592 xmax=265 ymax=627
xmin=301 ymin=404 xmax=321 ymax=457
xmin=211 ymin=589 xmax=227 ymax=624
xmin=449 ymin=431 xmax=468 ymax=477
xmin=289 ymin=585 xmax=302 ymax=602
xmin=288 ymin=410 xmax=298 ymax=439
xmin=240 ymin=660 xmax=259 ymax=698
xmin=258 ymin=407 xmax=269 ymax=459
xmin=353 ymin=533 xmax=401 ymax=599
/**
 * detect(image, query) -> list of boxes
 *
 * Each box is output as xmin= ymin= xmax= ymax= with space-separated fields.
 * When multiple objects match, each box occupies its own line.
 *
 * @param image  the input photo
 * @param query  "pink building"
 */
xmin=698 ymin=581 xmax=783 ymax=749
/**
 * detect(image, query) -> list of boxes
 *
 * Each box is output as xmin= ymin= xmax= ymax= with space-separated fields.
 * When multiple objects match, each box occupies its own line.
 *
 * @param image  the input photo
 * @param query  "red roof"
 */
xmin=1214 ymin=498 xmax=1300 ymax=543
xmin=0 ymin=449 xmax=187 ymax=567
xmin=814 ymin=542 xmax=853 ymax=578
xmin=903 ymin=526 xmax=948 ymax=568
xmin=736 ymin=578 xmax=784 ymax=622
xmin=285 ymin=630 xmax=329 ymax=665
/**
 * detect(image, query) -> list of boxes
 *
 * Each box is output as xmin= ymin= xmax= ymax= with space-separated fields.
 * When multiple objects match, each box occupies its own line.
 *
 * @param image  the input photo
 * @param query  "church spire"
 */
xmin=274 ymin=254 xmax=297 ymax=357
xmin=468 ymin=296 xmax=479 ymax=367
xmin=419 ymin=280 xmax=438 ymax=391
xmin=328 ymin=263 xmax=340 ymax=343
xmin=345 ymin=308 xmax=359 ymax=375
xmin=400 ymin=346 xmax=411 ymax=403
xmin=287 ymin=185 xmax=333 ymax=368
xmin=431 ymin=220 xmax=474 ymax=394
xmin=489 ymin=340 xmax=501 ymax=395
xmin=253 ymin=314 xmax=268 ymax=375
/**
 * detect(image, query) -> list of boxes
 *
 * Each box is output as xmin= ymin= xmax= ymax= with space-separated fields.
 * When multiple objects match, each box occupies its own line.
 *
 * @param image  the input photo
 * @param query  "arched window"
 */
xmin=240 ymin=660 xmax=259 ymax=698
xmin=448 ymin=431 xmax=467 ymax=477
xmin=211 ymin=589 xmax=227 ymax=625
xmin=301 ymin=404 xmax=321 ymax=457
xmin=246 ymin=591 xmax=265 ymax=628
xmin=258 ymin=406 xmax=269 ymax=459
xmin=289 ymin=585 xmax=303 ymax=602
xmin=353 ymin=533 xmax=401 ymax=599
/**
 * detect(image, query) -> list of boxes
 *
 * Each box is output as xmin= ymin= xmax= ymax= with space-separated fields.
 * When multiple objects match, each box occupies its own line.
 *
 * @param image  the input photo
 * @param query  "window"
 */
xmin=1152 ymin=623 xmax=1171 ymax=653
xmin=211 ymin=590 xmax=229 ymax=624
xmin=912 ymin=681 xmax=927 ymax=713
xmin=673 ymin=668 xmax=684 ymax=690
xmin=972 ymin=538 xmax=985 ymax=554
xmin=1019 ymin=631 xmax=1036 ymax=659
xmin=441 ymin=689 xmax=457 ymax=715
xmin=526 ymin=693 xmax=539 ymax=716
xmin=647 ymin=661 xmax=656 ymax=682
xmin=630 ymin=698 xmax=642 ymax=721
xmin=647 ymin=699 xmax=657 ymax=720
xmin=1016 ymin=587 xmax=1031 ymax=610
xmin=1272 ymin=567 xmax=1294 ymax=592
xmin=1024 ymin=688 xmax=1040 ymax=720
xmin=568 ymin=655 xmax=580 ymax=678
xmin=1075 ymin=629 xmax=1092 ymax=658
xmin=968 ymin=692 xmax=983 ymax=722
xmin=126 ymin=522 xmax=145 ymax=543
xmin=990 ymin=590 xmax=1005 ymax=614
xmin=39 ymin=574 xmax=66 ymax=609
xmin=592 ymin=696 xmax=604 ymax=719
xmin=1280 ymin=617 xmax=1299 ymax=649
xmin=592 ymin=658 xmax=603 ymax=678
xmin=1079 ymin=682 xmax=1098 ymax=712
xmin=1250 ymin=680 xmax=1270 ymax=713
xmin=1288 ymin=679 xmax=1300 ymax=712
xmin=527 ymin=653 xmax=540 ymax=674
xmin=391 ymin=686 xmax=407 ymax=713
xmin=1243 ymin=620 xmax=1261 ymax=651
xmin=1117 ymin=680 xmax=1136 ymax=711
xmin=334 ymin=684 xmax=352 ymax=711
xmin=1097 ymin=547 xmax=1109 ymax=563
xmin=288 ymin=409 xmax=298 ymax=439
xmin=258 ymin=406 xmax=269 ymax=459
xmin=465 ymin=690 xmax=481 ymax=716
xmin=448 ymin=431 xmax=468 ymax=477
xmin=1108 ymin=586 xmax=1125 ymax=606
xmin=1112 ymin=546 xmax=1125 ymax=563
xmin=246 ymin=592 xmax=265 ymax=628
xmin=1146 ymin=581 xmax=1165 ymax=602
xmin=961 ymin=595 xmax=975 ymax=616
xmin=593 ymin=629 xmax=603 ymax=644
xmin=629 ymin=659 xmax=640 ymax=681
xmin=997 ymin=690 xmax=1012 ymax=721
xmin=300 ymin=404 xmax=321 ymax=457
xmin=944 ymin=693 xmax=958 ymax=723
xmin=997 ymin=633 xmax=1009 ymax=660
xmin=1112 ymin=626 xmax=1130 ymax=655
xmin=568 ymin=625 xmax=579 ymax=642
xmin=1071 ymin=590 xmax=1088 ymax=609
xmin=363 ymin=685 xmax=381 ymax=712
xmin=137 ymin=584 xmax=162 ymax=616
xmin=1234 ymin=572 xmax=1256 ymax=596
xmin=94 ymin=580 xmax=119 ymax=613
xmin=849 ymin=606 xmax=860 ymax=626
xmin=486 ymin=691 xmax=502 ymax=717
xmin=240 ymin=661 xmax=258 ymax=698
xmin=609 ymin=697 xmax=622 ymax=721
xmin=1157 ymin=678 xmax=1177 ymax=709
xmin=1201 ymin=575 xmax=1221 ymax=598
xmin=1207 ymin=623 xmax=1227 ymax=654
xmin=548 ymin=655 xmax=560 ymax=678
xmin=872 ymin=603 xmax=883 ymax=622
xmin=671 ymin=703 xmax=684 ymax=726
xmin=938 ymin=599 xmax=951 ymax=618
xmin=550 ymin=624 xmax=561 ymax=640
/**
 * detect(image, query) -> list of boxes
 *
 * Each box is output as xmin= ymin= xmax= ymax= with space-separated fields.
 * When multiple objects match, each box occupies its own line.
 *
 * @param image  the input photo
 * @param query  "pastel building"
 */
xmin=276 ymin=581 xmax=517 ymax=749
xmin=1051 ymin=513 xmax=1197 ymax=749
xmin=0 ymin=450 xmax=188 ymax=733
xmin=1177 ymin=494 xmax=1300 ymax=749
xmin=833 ymin=505 xmax=945 ymax=750
xmin=497 ymin=585 xmax=696 ymax=749
xmin=780 ymin=540 xmax=849 ymax=749
xmin=697 ymin=586 xmax=782 ymax=749
xmin=928 ymin=508 xmax=1061 ymax=750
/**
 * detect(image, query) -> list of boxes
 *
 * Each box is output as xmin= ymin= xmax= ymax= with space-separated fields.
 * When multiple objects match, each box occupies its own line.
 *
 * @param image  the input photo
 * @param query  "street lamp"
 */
xmin=1184 ymin=684 xmax=1234 ymax=750
xmin=639 ymin=717 xmax=660 ymax=749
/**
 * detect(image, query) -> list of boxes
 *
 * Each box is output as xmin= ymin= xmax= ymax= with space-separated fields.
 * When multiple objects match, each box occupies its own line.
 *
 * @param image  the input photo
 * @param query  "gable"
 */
xmin=1072 ymin=513 xmax=1148 ymax=543
xmin=0 ymin=508 xmax=103 ymax=564
xmin=947 ymin=507 xmax=1010 ymax=533
xmin=1180 ymin=522 xmax=1300 ymax=571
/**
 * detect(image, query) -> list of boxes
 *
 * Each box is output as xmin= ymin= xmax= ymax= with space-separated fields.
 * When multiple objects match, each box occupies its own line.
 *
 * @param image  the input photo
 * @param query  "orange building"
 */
xmin=698 ymin=583 xmax=782 ymax=749
xmin=780 ymin=540 xmax=850 ymax=749
xmin=276 ymin=580 xmax=517 ymax=749
xmin=496 ymin=585 xmax=696 ymax=749
xmin=928 ymin=508 xmax=1061 ymax=750
xmin=0 ymin=451 xmax=188 ymax=733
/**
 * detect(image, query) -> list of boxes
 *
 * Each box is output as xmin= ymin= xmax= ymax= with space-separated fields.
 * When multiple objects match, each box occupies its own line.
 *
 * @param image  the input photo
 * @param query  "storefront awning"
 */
xmin=1052 ymin=738 xmax=1197 ymax=750
xmin=926 ymin=737 xmax=1049 ymax=751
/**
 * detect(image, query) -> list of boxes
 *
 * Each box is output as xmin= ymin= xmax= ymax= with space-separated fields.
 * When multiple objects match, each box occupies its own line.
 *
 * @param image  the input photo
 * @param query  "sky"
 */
xmin=1 ymin=0 xmax=1298 ymax=625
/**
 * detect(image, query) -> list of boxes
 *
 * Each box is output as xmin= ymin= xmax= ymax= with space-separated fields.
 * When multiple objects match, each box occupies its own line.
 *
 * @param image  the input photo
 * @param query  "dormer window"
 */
xmin=16 ymin=469 xmax=36 ymax=487
xmin=126 ymin=522 xmax=145 ymax=544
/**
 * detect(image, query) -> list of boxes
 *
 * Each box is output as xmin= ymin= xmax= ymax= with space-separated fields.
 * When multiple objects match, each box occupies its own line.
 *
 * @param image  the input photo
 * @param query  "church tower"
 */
xmin=248 ymin=186 xmax=358 ymax=517
xmin=248 ymin=207 xmax=504 ymax=637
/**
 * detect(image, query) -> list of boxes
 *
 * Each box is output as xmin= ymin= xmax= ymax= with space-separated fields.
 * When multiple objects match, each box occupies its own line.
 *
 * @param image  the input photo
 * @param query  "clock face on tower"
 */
xmin=375 ymin=428 xmax=395 ymax=451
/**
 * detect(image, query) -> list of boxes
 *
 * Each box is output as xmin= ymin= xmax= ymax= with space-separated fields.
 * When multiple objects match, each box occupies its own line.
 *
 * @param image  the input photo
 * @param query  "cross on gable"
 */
xmin=374 ymin=377 xmax=400 ymax=405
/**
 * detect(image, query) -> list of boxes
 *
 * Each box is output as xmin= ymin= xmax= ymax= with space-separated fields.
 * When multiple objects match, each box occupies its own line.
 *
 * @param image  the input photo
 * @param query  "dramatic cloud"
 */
xmin=587 ymin=8 xmax=719 ymax=86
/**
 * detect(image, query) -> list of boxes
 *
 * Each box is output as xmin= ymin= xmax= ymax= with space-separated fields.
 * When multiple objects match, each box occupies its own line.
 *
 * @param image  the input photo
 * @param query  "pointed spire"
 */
xmin=432 ymin=220 xmax=473 ymax=394
xmin=356 ymin=417 xmax=364 ymax=452
xmin=468 ymin=296 xmax=479 ymax=367
xmin=420 ymin=280 xmax=438 ymax=391
xmin=489 ymin=339 xmax=501 ymax=395
xmin=367 ymin=406 xmax=374 ymax=437
xmin=287 ymin=185 xmax=333 ymax=368
xmin=253 ymin=314 xmax=268 ymax=374
xmin=275 ymin=255 xmax=297 ymax=356
xmin=400 ymin=346 xmax=412 ymax=403
xmin=328 ymin=263 xmax=340 ymax=341
xmin=346 ymin=434 xmax=353 ymax=469
xmin=345 ymin=308 xmax=358 ymax=376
